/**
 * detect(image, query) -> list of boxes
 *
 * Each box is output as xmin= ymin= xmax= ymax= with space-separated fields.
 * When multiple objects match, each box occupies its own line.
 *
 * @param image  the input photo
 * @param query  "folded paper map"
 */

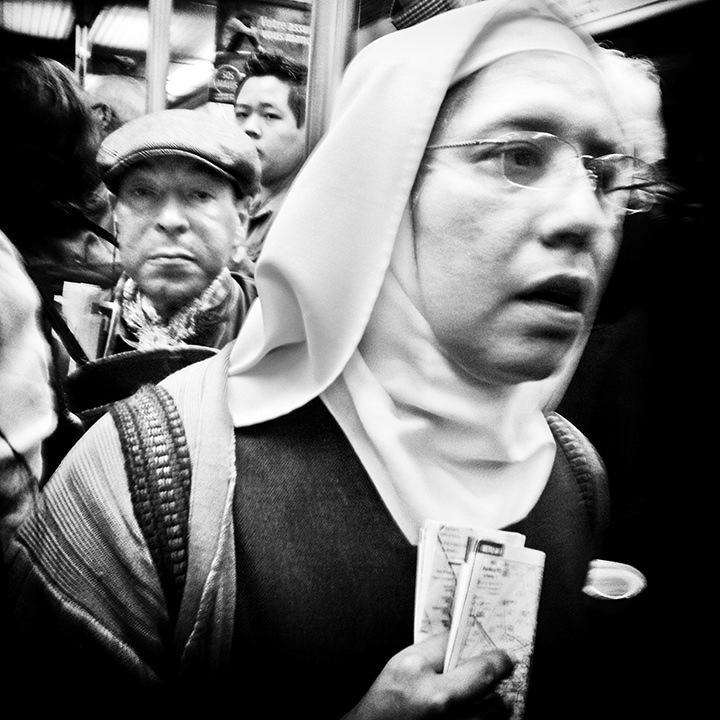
xmin=414 ymin=520 xmax=545 ymax=720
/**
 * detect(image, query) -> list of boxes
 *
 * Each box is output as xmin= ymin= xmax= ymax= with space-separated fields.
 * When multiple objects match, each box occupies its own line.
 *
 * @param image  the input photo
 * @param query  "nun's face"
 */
xmin=412 ymin=52 xmax=627 ymax=386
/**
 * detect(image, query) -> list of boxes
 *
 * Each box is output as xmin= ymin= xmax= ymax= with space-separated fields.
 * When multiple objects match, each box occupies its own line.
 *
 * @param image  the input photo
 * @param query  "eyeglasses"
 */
xmin=426 ymin=131 xmax=660 ymax=214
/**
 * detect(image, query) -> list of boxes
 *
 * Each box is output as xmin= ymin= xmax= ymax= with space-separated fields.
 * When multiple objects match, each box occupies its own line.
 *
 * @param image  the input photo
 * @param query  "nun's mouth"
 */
xmin=517 ymin=274 xmax=591 ymax=314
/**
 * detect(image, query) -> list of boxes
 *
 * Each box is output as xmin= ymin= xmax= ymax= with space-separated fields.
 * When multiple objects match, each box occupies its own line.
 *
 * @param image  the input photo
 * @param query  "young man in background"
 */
xmin=233 ymin=51 xmax=307 ymax=271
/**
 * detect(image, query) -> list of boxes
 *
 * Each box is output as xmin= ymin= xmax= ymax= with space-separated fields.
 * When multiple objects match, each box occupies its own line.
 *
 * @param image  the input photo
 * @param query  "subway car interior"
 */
xmin=0 ymin=0 xmax=711 ymax=715
xmin=1 ymin=0 xmax=711 ymax=574
xmin=0 ymin=1 xmax=712 ymax=157
xmin=0 ymin=1 xmax=710 ymax=243
xmin=1 ymin=0 xmax=712 ymax=670
xmin=3 ymin=0 xmax=709 ymax=526
xmin=1 ymin=0 xmax=710 ymax=542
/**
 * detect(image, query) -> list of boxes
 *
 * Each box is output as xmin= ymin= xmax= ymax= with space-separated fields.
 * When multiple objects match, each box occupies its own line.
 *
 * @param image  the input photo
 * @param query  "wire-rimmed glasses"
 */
xmin=426 ymin=131 xmax=660 ymax=214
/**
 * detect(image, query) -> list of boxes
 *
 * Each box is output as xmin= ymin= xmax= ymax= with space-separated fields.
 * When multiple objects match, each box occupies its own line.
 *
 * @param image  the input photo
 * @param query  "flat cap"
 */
xmin=98 ymin=108 xmax=260 ymax=197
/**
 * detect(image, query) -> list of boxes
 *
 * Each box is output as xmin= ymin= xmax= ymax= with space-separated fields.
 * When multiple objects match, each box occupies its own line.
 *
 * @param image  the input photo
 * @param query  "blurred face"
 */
xmin=114 ymin=156 xmax=245 ymax=318
xmin=234 ymin=75 xmax=305 ymax=190
xmin=412 ymin=53 xmax=628 ymax=386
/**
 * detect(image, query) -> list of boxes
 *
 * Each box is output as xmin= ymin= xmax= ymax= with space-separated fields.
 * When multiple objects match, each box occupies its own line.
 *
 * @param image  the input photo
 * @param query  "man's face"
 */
xmin=234 ymin=75 xmax=305 ymax=189
xmin=412 ymin=52 xmax=628 ymax=386
xmin=114 ymin=156 xmax=244 ymax=317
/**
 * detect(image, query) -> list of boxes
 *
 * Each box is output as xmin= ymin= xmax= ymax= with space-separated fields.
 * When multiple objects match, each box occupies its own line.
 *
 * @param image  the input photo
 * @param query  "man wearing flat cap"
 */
xmin=97 ymin=107 xmax=260 ymax=355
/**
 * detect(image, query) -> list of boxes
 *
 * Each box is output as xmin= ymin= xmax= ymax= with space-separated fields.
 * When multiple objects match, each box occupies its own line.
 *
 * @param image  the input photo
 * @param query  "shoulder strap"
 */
xmin=32 ymin=282 xmax=91 ymax=367
xmin=160 ymin=346 xmax=237 ymax=667
xmin=545 ymin=411 xmax=610 ymax=537
xmin=110 ymin=384 xmax=192 ymax=627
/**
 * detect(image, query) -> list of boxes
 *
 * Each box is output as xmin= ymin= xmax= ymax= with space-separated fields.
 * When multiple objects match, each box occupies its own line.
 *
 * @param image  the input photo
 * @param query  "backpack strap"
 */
xmin=161 ymin=346 xmax=237 ymax=669
xmin=110 ymin=384 xmax=192 ymax=627
xmin=545 ymin=410 xmax=610 ymax=537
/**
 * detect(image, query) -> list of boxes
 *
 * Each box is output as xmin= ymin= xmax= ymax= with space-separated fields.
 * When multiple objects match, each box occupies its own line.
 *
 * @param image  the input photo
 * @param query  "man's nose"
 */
xmin=241 ymin=113 xmax=262 ymax=138
xmin=155 ymin=195 xmax=189 ymax=232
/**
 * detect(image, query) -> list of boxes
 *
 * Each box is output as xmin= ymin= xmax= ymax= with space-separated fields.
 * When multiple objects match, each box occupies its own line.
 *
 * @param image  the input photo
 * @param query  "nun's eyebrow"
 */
xmin=476 ymin=114 xmax=626 ymax=156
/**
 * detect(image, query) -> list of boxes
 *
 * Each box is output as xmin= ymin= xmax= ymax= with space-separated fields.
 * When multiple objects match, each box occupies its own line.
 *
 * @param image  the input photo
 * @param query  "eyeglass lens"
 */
xmin=500 ymin=135 xmax=652 ymax=211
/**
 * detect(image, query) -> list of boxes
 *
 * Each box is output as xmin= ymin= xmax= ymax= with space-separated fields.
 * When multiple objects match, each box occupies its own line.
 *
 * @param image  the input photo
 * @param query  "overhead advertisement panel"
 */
xmin=209 ymin=0 xmax=312 ymax=105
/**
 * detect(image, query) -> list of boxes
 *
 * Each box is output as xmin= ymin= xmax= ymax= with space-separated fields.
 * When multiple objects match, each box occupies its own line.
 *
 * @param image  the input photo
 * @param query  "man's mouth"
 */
xmin=149 ymin=250 xmax=195 ymax=262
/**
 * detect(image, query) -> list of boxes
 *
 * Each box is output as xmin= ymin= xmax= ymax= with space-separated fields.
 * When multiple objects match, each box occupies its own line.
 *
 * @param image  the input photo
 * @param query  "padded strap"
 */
xmin=545 ymin=411 xmax=610 ymax=537
xmin=110 ymin=384 xmax=192 ymax=627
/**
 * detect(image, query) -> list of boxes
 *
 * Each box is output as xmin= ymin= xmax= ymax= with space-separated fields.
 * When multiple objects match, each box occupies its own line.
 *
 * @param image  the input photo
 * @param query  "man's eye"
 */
xmin=129 ymin=186 xmax=156 ymax=200
xmin=189 ymin=190 xmax=214 ymax=202
xmin=263 ymin=112 xmax=282 ymax=121
xmin=235 ymin=110 xmax=249 ymax=120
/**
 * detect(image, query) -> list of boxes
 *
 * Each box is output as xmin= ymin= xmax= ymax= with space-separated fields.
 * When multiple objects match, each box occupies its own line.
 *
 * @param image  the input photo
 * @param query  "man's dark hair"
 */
xmin=241 ymin=51 xmax=308 ymax=127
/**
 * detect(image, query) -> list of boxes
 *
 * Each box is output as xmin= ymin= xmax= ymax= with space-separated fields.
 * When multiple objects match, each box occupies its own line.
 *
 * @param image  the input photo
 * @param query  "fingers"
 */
xmin=445 ymin=649 xmax=515 ymax=697
xmin=346 ymin=636 xmax=517 ymax=720
xmin=395 ymin=634 xmax=515 ymax=703
xmin=434 ymin=649 xmax=515 ymax=719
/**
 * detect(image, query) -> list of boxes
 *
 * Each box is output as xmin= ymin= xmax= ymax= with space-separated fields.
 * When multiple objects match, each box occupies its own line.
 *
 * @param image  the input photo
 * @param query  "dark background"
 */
xmin=557 ymin=3 xmax=711 ymax=717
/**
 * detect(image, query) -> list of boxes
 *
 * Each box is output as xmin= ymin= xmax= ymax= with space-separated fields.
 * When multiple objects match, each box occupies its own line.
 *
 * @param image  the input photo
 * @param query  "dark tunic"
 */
xmin=231 ymin=398 xmax=609 ymax=719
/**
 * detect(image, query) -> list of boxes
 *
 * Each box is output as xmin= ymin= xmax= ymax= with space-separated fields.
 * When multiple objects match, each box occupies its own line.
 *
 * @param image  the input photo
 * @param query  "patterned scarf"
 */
xmin=119 ymin=269 xmax=234 ymax=350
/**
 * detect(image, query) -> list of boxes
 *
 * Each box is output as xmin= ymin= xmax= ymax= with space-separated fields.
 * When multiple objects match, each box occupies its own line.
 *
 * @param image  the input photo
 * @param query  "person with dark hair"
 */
xmin=1 ymin=1 xmax=668 ymax=717
xmin=0 ymin=54 xmax=120 ymax=300
xmin=0 ymin=53 xmax=120 ymax=476
xmin=233 ymin=51 xmax=308 ymax=270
